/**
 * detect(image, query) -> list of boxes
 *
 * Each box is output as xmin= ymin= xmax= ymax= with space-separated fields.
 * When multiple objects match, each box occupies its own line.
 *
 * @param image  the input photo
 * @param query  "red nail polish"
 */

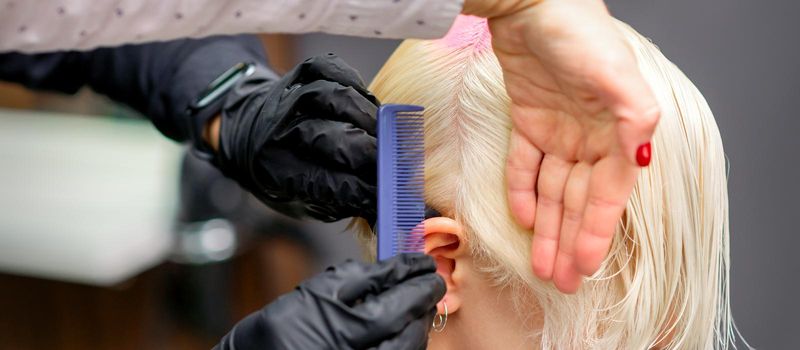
xmin=636 ymin=142 xmax=652 ymax=167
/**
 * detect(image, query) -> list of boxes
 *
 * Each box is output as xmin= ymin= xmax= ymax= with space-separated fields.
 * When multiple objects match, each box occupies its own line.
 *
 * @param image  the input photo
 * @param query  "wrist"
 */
xmin=187 ymin=62 xmax=256 ymax=160
xmin=203 ymin=114 xmax=221 ymax=152
xmin=462 ymin=0 xmax=542 ymax=18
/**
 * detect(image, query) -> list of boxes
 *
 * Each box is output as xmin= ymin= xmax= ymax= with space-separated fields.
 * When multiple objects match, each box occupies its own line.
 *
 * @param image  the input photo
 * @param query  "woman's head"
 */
xmin=361 ymin=15 xmax=735 ymax=349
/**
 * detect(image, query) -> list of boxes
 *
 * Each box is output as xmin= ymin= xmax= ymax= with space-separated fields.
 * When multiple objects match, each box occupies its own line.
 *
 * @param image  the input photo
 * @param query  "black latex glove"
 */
xmin=215 ymin=53 xmax=379 ymax=222
xmin=214 ymin=253 xmax=446 ymax=350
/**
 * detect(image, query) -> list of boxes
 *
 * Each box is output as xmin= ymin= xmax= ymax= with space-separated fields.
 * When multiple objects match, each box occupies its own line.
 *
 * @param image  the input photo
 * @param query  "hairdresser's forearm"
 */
xmin=0 ymin=51 xmax=93 ymax=94
xmin=80 ymin=35 xmax=269 ymax=142
xmin=204 ymin=115 xmax=222 ymax=152
xmin=0 ymin=35 xmax=269 ymax=143
xmin=462 ymin=0 xmax=543 ymax=18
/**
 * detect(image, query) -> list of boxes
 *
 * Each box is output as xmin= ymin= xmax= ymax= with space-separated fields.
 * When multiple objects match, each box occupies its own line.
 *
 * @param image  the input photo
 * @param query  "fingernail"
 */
xmin=636 ymin=142 xmax=652 ymax=167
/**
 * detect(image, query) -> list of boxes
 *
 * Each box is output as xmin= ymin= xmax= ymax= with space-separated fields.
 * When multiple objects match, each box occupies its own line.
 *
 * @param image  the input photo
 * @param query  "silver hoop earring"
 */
xmin=432 ymin=302 xmax=448 ymax=332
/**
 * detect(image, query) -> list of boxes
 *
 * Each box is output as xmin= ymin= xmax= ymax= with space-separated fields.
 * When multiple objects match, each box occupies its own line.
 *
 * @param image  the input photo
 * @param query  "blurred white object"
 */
xmin=172 ymin=218 xmax=237 ymax=265
xmin=0 ymin=108 xmax=181 ymax=286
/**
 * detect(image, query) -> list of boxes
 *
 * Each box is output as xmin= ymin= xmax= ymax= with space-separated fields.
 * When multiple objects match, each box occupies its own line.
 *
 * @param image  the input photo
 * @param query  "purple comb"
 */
xmin=377 ymin=104 xmax=426 ymax=260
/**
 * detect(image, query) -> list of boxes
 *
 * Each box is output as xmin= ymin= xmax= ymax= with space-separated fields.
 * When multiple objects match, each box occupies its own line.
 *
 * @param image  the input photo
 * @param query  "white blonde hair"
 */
xmin=358 ymin=16 xmax=738 ymax=349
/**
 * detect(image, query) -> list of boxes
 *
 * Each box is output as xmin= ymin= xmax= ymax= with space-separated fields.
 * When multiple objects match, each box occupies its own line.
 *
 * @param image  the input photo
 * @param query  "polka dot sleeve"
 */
xmin=0 ymin=0 xmax=463 ymax=53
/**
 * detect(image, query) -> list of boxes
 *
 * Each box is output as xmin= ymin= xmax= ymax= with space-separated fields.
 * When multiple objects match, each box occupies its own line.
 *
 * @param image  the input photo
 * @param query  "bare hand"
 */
xmin=464 ymin=0 xmax=660 ymax=293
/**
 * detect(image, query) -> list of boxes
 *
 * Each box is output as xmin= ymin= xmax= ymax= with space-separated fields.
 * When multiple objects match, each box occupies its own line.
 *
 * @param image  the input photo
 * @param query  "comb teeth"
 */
xmin=377 ymin=105 xmax=426 ymax=260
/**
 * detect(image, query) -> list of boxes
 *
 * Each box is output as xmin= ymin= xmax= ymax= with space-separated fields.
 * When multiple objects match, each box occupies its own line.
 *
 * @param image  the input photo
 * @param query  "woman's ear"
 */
xmin=423 ymin=217 xmax=467 ymax=315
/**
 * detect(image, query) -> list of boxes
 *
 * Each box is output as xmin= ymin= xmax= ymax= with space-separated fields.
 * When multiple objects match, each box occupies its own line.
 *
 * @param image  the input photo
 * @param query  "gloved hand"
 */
xmin=214 ymin=253 xmax=446 ymax=350
xmin=215 ymin=53 xmax=379 ymax=222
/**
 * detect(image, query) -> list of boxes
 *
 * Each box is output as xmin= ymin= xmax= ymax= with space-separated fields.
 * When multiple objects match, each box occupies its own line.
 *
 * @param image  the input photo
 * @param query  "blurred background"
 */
xmin=0 ymin=0 xmax=797 ymax=348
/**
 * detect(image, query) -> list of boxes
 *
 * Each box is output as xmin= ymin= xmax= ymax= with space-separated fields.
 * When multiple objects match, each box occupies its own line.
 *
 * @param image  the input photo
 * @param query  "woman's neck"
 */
xmin=427 ymin=277 xmax=542 ymax=350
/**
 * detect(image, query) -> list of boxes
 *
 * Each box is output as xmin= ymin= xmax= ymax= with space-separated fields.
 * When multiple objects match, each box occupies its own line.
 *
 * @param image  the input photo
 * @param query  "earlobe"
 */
xmin=423 ymin=217 xmax=466 ymax=315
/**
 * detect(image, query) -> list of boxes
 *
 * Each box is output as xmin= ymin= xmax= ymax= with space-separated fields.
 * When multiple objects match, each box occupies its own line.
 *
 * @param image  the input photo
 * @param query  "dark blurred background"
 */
xmin=0 ymin=0 xmax=796 ymax=348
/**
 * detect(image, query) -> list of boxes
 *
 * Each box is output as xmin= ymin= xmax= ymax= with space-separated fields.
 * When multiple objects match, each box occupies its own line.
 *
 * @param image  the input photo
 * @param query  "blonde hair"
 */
xmin=358 ymin=16 xmax=738 ymax=349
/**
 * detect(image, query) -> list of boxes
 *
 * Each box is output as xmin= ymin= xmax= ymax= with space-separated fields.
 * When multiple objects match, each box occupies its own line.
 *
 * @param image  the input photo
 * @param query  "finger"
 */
xmin=531 ymin=155 xmax=573 ymax=281
xmin=278 ymin=119 xmax=376 ymax=178
xmin=292 ymin=53 xmax=379 ymax=106
xmin=254 ymin=149 xmax=376 ymax=221
xmin=307 ymin=169 xmax=376 ymax=221
xmin=506 ymin=128 xmax=544 ymax=229
xmin=300 ymin=53 xmax=371 ymax=89
xmin=348 ymin=273 xmax=445 ymax=347
xmin=574 ymin=156 xmax=639 ymax=275
xmin=594 ymin=54 xmax=660 ymax=166
xmin=303 ymin=259 xmax=368 ymax=296
xmin=336 ymin=253 xmax=439 ymax=304
xmin=375 ymin=311 xmax=435 ymax=350
xmin=293 ymin=80 xmax=378 ymax=135
xmin=552 ymin=162 xmax=591 ymax=293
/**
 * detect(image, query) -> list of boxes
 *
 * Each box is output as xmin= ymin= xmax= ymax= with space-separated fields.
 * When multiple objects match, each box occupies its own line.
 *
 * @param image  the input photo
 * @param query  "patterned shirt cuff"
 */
xmin=320 ymin=0 xmax=463 ymax=39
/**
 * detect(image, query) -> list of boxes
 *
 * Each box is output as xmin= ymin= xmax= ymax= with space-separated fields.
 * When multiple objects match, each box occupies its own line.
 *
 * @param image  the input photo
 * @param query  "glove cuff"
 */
xmin=186 ymin=62 xmax=257 ymax=161
xmin=213 ymin=65 xmax=281 ymax=188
